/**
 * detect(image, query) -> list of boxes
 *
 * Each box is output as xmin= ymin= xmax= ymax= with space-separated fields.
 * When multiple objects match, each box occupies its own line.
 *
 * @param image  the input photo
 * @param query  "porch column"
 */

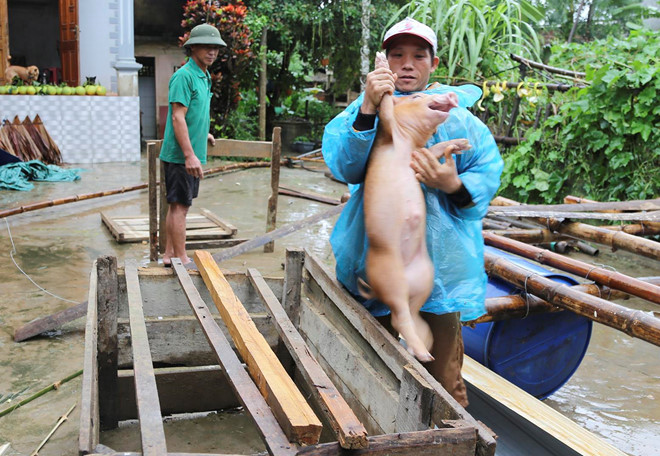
xmin=113 ymin=0 xmax=141 ymax=96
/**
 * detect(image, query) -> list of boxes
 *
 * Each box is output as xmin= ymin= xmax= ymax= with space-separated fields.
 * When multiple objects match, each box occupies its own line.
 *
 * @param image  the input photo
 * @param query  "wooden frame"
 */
xmin=147 ymin=128 xmax=282 ymax=262
xmin=79 ymin=250 xmax=481 ymax=456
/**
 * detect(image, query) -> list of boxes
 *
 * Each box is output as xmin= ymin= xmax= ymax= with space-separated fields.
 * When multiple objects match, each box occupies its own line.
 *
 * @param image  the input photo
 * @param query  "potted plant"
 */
xmin=290 ymin=135 xmax=316 ymax=154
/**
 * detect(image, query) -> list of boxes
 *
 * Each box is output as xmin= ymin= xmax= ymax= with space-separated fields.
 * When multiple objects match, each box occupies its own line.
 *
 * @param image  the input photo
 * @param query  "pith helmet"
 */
xmin=184 ymin=24 xmax=226 ymax=47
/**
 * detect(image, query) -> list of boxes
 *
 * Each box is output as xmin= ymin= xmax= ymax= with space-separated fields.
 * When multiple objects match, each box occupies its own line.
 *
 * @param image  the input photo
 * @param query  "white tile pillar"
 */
xmin=113 ymin=0 xmax=141 ymax=96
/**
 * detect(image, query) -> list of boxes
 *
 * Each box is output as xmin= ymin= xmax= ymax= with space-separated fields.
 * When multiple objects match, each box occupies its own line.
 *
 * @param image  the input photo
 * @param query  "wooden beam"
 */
xmin=294 ymin=428 xmax=476 ymax=456
xmin=171 ymin=259 xmax=297 ymax=456
xmin=159 ymin=157 xmax=167 ymax=255
xmin=148 ymin=142 xmax=159 ymax=262
xmin=116 ymin=366 xmax=239 ymax=420
xmin=193 ymin=251 xmax=323 ymax=445
xmin=97 ymin=257 xmax=119 ymax=431
xmin=14 ymin=300 xmax=87 ymax=342
xmin=265 ymin=127 xmax=282 ymax=253
xmin=209 ymin=204 xmax=345 ymax=264
xmin=124 ymin=260 xmax=167 ymax=455
xmin=0 ymin=0 xmax=9 ymax=85
xmin=79 ymin=262 xmax=100 ymax=455
xmin=248 ymin=267 xmax=368 ymax=449
xmin=462 ymin=356 xmax=627 ymax=456
xmin=278 ymin=187 xmax=341 ymax=206
xmin=395 ymin=365 xmax=434 ymax=432
xmin=207 ymin=138 xmax=272 ymax=158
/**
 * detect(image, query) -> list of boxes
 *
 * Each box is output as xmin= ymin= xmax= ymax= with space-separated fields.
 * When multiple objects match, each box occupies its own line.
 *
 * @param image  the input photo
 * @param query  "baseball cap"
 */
xmin=382 ymin=17 xmax=437 ymax=54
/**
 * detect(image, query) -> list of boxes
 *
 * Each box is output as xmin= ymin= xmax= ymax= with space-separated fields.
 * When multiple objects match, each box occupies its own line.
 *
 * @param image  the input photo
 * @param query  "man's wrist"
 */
xmin=353 ymin=109 xmax=377 ymax=131
xmin=447 ymin=182 xmax=474 ymax=208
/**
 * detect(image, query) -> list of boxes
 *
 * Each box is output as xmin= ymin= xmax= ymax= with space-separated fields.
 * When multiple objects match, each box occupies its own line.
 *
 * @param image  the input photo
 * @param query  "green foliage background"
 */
xmin=499 ymin=30 xmax=660 ymax=203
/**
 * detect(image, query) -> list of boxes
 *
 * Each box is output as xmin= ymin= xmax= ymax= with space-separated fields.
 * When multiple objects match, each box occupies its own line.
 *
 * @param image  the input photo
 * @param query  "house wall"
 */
xmin=78 ymin=0 xmax=119 ymax=93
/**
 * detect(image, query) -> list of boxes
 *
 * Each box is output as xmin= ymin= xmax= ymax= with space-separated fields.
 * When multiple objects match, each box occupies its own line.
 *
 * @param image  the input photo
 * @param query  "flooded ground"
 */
xmin=0 ymin=153 xmax=658 ymax=455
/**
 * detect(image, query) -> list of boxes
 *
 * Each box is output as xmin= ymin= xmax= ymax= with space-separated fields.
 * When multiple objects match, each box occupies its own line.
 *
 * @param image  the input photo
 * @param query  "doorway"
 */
xmin=137 ymin=56 xmax=156 ymax=140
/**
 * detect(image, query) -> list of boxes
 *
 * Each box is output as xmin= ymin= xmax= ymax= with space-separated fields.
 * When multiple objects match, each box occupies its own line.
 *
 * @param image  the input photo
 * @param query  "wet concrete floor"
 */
xmin=0 ymin=155 xmax=658 ymax=455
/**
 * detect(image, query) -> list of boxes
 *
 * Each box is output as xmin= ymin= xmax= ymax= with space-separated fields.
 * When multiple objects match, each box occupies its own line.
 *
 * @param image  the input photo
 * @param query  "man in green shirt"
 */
xmin=160 ymin=24 xmax=226 ymax=267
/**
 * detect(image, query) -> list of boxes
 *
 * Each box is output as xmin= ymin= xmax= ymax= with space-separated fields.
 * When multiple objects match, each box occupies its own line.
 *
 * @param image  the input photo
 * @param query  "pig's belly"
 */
xmin=364 ymin=151 xmax=428 ymax=266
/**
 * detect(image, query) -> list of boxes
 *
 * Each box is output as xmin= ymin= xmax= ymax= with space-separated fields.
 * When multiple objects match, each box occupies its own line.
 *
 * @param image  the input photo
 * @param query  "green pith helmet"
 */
xmin=184 ymin=24 xmax=226 ymax=47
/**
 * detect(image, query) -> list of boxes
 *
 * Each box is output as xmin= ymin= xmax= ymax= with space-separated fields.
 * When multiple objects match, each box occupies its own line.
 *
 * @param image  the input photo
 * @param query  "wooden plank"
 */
xmin=491 ymin=198 xmax=660 ymax=213
xmin=116 ymin=366 xmax=239 ymax=420
xmin=148 ymin=141 xmax=158 ymax=262
xmin=265 ymin=127 xmax=281 ymax=252
xmin=207 ymin=138 xmax=272 ymax=158
xmin=282 ymin=249 xmax=305 ymax=327
xmin=395 ymin=364 xmax=434 ymax=432
xmin=101 ymin=212 xmax=125 ymax=242
xmin=79 ymin=261 xmax=100 ymax=454
xmin=185 ymin=238 xmax=248 ymax=250
xmin=124 ymin=260 xmax=167 ymax=455
xmin=116 ymin=314 xmax=279 ymax=368
xmin=193 ymin=251 xmax=323 ymax=445
xmin=200 ymin=208 xmax=238 ymax=235
xmin=295 ymin=428 xmax=476 ymax=456
xmin=159 ymin=157 xmax=168 ymax=254
xmin=97 ymin=256 xmax=119 ymax=431
xmin=462 ymin=356 xmax=628 ymax=456
xmin=298 ymin=298 xmax=398 ymax=434
xmin=103 ymin=211 xmax=233 ymax=244
xmin=14 ymin=301 xmax=87 ymax=342
xmin=171 ymin=258 xmax=297 ymax=456
xmin=278 ymin=187 xmax=341 ymax=206
xmin=302 ymin=251 xmax=497 ymax=456
xmin=248 ymin=268 xmax=369 ymax=449
xmin=487 ymin=208 xmax=660 ymax=221
xmin=210 ymin=204 xmax=345 ymax=264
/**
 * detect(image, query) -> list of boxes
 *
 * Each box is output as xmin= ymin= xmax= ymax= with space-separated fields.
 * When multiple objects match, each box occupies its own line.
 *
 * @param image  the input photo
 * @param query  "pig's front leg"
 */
xmin=428 ymin=139 xmax=471 ymax=159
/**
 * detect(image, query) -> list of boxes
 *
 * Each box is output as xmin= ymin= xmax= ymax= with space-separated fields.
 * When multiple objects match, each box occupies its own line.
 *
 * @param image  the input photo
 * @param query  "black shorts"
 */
xmin=163 ymin=161 xmax=199 ymax=206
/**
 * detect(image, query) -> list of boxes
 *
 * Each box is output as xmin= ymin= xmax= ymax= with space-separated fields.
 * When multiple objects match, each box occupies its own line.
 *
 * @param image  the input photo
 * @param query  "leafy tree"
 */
xmin=532 ymin=0 xmax=660 ymax=42
xmin=179 ymin=0 xmax=256 ymax=137
xmin=499 ymin=29 xmax=660 ymax=203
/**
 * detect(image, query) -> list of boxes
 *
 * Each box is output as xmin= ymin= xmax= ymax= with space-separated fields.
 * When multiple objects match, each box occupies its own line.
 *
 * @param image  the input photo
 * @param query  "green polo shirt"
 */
xmin=159 ymin=58 xmax=212 ymax=164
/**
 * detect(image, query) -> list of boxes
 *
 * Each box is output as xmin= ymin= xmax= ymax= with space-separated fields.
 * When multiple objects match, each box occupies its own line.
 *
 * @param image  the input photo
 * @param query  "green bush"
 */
xmin=499 ymin=30 xmax=660 ymax=203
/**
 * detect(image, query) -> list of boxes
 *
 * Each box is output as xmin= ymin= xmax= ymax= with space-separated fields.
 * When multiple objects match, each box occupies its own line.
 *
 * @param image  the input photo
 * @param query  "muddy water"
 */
xmin=0 ymin=156 xmax=658 ymax=455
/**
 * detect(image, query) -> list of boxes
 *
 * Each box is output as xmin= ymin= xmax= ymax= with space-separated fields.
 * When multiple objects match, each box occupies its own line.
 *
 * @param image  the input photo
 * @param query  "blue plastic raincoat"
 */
xmin=323 ymin=84 xmax=503 ymax=321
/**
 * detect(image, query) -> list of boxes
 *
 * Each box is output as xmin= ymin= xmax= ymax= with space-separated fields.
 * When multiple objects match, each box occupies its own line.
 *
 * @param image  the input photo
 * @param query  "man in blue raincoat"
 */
xmin=322 ymin=17 xmax=503 ymax=406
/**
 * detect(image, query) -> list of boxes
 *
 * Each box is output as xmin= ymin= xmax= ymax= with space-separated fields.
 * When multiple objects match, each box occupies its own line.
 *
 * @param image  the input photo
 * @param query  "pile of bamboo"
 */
xmin=0 ymin=115 xmax=62 ymax=164
xmin=477 ymin=195 xmax=660 ymax=347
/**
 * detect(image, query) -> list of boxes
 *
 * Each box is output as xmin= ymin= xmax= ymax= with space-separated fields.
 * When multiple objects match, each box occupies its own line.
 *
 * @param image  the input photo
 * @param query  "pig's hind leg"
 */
xmin=366 ymin=245 xmax=434 ymax=362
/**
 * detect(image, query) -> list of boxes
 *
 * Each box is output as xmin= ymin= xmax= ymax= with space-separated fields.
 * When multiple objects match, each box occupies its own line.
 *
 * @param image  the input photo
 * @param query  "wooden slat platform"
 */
xmin=101 ymin=208 xmax=237 ymax=244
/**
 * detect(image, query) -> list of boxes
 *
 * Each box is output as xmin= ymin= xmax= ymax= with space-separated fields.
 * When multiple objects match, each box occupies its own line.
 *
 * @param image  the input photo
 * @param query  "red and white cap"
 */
xmin=382 ymin=17 xmax=437 ymax=54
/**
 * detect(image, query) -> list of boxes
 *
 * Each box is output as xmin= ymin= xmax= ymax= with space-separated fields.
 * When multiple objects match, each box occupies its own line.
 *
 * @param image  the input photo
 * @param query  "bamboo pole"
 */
xmin=483 ymin=231 xmax=660 ymax=305
xmin=473 ymin=283 xmax=629 ymax=324
xmin=0 ymin=161 xmax=272 ymax=219
xmin=564 ymin=196 xmax=660 ymax=234
xmin=485 ymin=228 xmax=563 ymax=243
xmin=491 ymin=196 xmax=660 ymax=261
xmin=29 ymin=403 xmax=76 ymax=456
xmin=0 ymin=370 xmax=82 ymax=417
xmin=484 ymin=251 xmax=660 ymax=347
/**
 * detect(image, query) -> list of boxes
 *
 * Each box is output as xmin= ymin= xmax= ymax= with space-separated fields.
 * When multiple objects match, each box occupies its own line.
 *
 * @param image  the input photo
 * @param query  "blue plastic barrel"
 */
xmin=462 ymin=247 xmax=592 ymax=399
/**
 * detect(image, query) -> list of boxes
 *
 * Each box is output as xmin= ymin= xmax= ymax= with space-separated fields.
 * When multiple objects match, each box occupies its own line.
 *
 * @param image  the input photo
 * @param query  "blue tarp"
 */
xmin=0 ymin=160 xmax=82 ymax=191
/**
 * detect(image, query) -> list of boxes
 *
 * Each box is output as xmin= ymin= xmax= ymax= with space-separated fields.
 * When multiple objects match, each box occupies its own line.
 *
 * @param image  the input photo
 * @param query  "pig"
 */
xmin=361 ymin=52 xmax=468 ymax=362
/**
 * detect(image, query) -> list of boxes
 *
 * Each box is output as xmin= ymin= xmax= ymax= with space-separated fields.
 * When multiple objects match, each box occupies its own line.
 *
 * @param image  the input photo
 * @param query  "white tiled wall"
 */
xmin=0 ymin=96 xmax=140 ymax=163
